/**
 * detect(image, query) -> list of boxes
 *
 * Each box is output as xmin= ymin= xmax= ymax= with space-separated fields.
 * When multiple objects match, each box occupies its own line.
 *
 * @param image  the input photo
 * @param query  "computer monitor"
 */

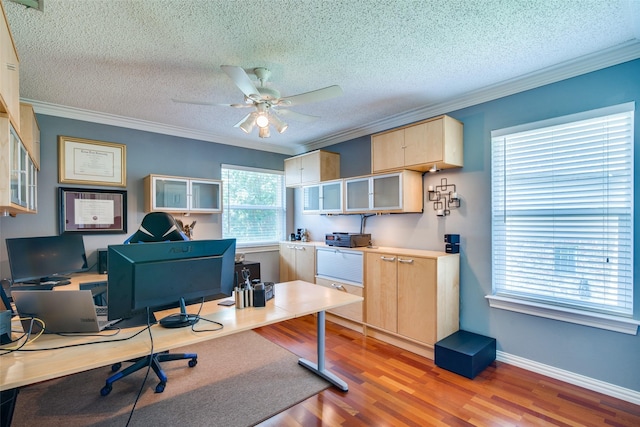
xmin=5 ymin=234 xmax=89 ymax=285
xmin=107 ymin=239 xmax=236 ymax=328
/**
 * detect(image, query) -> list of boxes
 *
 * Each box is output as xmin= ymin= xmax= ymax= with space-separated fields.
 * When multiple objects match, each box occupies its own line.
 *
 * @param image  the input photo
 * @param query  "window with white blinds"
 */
xmin=221 ymin=165 xmax=285 ymax=246
xmin=491 ymin=103 xmax=634 ymax=317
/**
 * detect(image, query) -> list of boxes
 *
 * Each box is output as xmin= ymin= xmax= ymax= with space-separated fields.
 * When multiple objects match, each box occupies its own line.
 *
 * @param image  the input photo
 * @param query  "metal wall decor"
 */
xmin=427 ymin=177 xmax=460 ymax=217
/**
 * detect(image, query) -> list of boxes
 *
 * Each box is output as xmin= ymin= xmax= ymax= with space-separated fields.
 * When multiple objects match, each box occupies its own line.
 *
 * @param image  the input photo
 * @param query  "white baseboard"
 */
xmin=497 ymin=351 xmax=640 ymax=405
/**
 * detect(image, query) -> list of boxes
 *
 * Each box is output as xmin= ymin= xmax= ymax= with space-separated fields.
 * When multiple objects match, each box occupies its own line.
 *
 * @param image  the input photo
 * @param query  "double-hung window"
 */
xmin=489 ymin=103 xmax=636 ymax=333
xmin=221 ymin=165 xmax=285 ymax=246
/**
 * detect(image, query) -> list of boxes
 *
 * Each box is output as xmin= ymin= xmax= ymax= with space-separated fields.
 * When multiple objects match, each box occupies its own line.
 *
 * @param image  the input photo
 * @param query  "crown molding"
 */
xmin=23 ymin=40 xmax=639 ymax=156
xmin=306 ymin=39 xmax=640 ymax=152
xmin=23 ymin=99 xmax=297 ymax=155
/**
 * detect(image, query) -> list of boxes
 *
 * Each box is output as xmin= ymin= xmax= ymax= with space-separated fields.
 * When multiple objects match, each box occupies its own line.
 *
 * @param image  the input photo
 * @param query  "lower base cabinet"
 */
xmin=364 ymin=250 xmax=460 ymax=359
xmin=315 ymin=277 xmax=363 ymax=323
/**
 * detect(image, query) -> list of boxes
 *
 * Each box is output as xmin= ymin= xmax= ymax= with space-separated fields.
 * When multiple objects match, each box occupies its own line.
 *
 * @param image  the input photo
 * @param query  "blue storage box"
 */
xmin=435 ymin=330 xmax=496 ymax=379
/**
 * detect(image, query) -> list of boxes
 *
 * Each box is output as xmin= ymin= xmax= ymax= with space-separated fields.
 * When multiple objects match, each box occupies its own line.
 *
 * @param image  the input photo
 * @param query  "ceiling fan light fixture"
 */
xmin=270 ymin=114 xmax=288 ymax=133
xmin=259 ymin=126 xmax=271 ymax=138
xmin=256 ymin=114 xmax=269 ymax=128
xmin=237 ymin=112 xmax=257 ymax=134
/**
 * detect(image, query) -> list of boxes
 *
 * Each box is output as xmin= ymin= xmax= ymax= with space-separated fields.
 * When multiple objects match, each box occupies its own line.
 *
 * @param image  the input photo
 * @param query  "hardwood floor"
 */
xmin=254 ymin=315 xmax=640 ymax=426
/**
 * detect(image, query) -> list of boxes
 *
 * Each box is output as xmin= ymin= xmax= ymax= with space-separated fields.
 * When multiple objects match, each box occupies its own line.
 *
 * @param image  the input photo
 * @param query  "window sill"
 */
xmin=485 ymin=295 xmax=639 ymax=335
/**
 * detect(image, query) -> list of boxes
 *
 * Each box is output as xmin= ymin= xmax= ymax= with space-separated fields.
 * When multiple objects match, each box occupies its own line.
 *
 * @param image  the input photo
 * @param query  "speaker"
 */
xmin=444 ymin=234 xmax=460 ymax=254
xmin=97 ymin=248 xmax=108 ymax=274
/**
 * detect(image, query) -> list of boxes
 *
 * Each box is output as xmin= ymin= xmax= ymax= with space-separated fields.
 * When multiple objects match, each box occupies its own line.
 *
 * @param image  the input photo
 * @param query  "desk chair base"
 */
xmin=101 ymin=351 xmax=197 ymax=395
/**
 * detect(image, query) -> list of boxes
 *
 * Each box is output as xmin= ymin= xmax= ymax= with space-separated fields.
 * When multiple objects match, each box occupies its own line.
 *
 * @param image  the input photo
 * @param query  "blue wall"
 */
xmin=299 ymin=59 xmax=640 ymax=392
xmin=0 ymin=117 xmax=288 ymax=275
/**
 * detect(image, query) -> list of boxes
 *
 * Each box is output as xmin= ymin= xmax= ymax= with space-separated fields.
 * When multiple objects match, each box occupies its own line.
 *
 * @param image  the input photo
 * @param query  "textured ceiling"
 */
xmin=3 ymin=0 xmax=640 ymax=154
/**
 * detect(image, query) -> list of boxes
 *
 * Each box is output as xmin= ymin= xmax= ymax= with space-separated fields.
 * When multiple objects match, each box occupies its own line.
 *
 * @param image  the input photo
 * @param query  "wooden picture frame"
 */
xmin=59 ymin=187 xmax=127 ymax=234
xmin=58 ymin=136 xmax=126 ymax=187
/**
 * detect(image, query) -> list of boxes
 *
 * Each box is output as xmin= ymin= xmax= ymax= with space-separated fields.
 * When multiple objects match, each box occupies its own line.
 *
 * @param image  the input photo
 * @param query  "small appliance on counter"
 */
xmin=325 ymin=232 xmax=371 ymax=248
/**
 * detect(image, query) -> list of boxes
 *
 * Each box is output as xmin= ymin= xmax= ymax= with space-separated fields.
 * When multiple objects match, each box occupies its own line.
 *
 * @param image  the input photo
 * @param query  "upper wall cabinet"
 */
xmin=144 ymin=174 xmax=222 ymax=214
xmin=0 ymin=115 xmax=37 ymax=216
xmin=302 ymin=179 xmax=343 ymax=214
xmin=20 ymin=103 xmax=40 ymax=170
xmin=371 ymin=115 xmax=463 ymax=173
xmin=344 ymin=170 xmax=423 ymax=214
xmin=0 ymin=2 xmax=20 ymax=130
xmin=284 ymin=149 xmax=340 ymax=187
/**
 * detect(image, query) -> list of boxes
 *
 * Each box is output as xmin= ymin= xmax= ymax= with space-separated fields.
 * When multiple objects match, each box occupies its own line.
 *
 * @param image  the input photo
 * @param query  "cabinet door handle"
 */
xmin=398 ymin=258 xmax=414 ymax=264
xmin=295 ymin=246 xmax=305 ymax=251
xmin=286 ymin=245 xmax=295 ymax=249
xmin=331 ymin=283 xmax=346 ymax=292
xmin=380 ymin=256 xmax=396 ymax=262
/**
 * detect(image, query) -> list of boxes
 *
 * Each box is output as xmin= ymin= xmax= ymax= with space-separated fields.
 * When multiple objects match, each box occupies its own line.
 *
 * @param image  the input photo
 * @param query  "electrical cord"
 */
xmin=125 ymin=306 xmax=155 ymax=427
xmin=0 ymin=317 xmax=46 ymax=354
xmin=0 ymin=323 xmax=152 ymax=354
xmin=191 ymin=298 xmax=224 ymax=332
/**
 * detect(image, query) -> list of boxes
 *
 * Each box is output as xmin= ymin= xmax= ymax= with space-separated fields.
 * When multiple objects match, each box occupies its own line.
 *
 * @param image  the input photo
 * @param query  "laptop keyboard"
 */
xmin=95 ymin=305 xmax=108 ymax=316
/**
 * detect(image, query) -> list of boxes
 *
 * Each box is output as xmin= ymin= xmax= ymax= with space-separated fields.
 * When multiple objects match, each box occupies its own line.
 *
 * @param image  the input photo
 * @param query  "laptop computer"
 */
xmin=11 ymin=290 xmax=120 ymax=333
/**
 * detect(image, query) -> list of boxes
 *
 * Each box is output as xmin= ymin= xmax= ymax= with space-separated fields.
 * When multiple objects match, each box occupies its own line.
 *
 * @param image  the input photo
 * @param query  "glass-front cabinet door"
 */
xmin=344 ymin=177 xmax=370 ymax=212
xmin=153 ymin=176 xmax=189 ymax=211
xmin=303 ymin=185 xmax=321 ymax=213
xmin=321 ymin=180 xmax=343 ymax=213
xmin=372 ymin=173 xmax=401 ymax=210
xmin=189 ymin=179 xmax=221 ymax=212
xmin=10 ymin=126 xmax=28 ymax=208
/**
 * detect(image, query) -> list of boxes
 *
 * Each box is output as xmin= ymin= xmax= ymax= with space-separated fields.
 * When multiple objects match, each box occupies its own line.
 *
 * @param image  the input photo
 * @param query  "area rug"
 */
xmin=10 ymin=330 xmax=330 ymax=426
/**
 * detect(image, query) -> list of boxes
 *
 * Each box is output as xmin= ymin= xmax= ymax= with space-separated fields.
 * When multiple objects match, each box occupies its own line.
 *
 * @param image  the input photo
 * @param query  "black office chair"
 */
xmin=102 ymin=212 xmax=197 ymax=395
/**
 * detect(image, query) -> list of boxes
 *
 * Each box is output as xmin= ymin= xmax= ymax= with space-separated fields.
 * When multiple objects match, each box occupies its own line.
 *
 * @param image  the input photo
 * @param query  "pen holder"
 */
xmin=234 ymin=287 xmax=253 ymax=309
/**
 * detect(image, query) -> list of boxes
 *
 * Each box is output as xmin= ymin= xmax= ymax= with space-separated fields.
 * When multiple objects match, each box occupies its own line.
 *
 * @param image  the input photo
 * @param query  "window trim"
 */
xmin=488 ymin=102 xmax=636 ymax=333
xmin=221 ymin=164 xmax=286 ymax=246
xmin=486 ymin=294 xmax=639 ymax=335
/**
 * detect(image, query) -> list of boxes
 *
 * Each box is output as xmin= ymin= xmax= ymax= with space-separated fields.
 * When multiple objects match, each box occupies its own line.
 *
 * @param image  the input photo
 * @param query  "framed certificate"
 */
xmin=59 ymin=187 xmax=127 ymax=234
xmin=58 ymin=136 xmax=127 ymax=187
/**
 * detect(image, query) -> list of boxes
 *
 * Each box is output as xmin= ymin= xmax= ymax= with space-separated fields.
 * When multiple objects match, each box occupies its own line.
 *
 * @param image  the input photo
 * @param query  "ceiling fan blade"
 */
xmin=221 ymin=65 xmax=261 ymax=100
xmin=172 ymin=98 xmax=217 ymax=106
xmin=279 ymin=85 xmax=343 ymax=107
xmin=274 ymin=108 xmax=320 ymax=123
xmin=172 ymin=98 xmax=251 ymax=108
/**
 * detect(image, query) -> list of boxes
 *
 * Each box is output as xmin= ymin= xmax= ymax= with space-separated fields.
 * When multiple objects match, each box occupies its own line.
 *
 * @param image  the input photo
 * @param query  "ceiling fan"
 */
xmin=174 ymin=65 xmax=343 ymax=138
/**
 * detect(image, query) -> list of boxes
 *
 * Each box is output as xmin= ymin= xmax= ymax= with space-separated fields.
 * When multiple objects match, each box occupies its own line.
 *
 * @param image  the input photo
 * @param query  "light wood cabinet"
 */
xmin=302 ymin=179 xmax=343 ymax=214
xmin=0 ymin=115 xmax=37 ymax=216
xmin=365 ymin=249 xmax=459 ymax=358
xmin=144 ymin=174 xmax=222 ymax=214
xmin=0 ymin=2 xmax=20 ymax=129
xmin=344 ymin=170 xmax=423 ymax=214
xmin=371 ymin=115 xmax=463 ymax=173
xmin=284 ymin=150 xmax=340 ymax=187
xmin=279 ymin=242 xmax=315 ymax=283
xmin=20 ymin=103 xmax=40 ymax=170
xmin=315 ymin=277 xmax=363 ymax=323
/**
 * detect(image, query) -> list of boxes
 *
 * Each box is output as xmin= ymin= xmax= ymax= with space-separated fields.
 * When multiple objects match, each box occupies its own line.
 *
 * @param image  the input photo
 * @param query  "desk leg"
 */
xmin=298 ymin=310 xmax=349 ymax=392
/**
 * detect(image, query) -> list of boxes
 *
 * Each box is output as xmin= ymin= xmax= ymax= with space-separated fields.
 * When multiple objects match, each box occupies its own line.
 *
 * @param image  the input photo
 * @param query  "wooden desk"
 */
xmin=0 ymin=280 xmax=362 ymax=393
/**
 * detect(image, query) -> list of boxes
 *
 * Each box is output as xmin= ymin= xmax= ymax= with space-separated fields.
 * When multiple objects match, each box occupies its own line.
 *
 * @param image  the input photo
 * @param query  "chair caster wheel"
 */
xmin=100 ymin=385 xmax=112 ymax=396
xmin=111 ymin=363 xmax=122 ymax=372
xmin=188 ymin=358 xmax=197 ymax=367
xmin=155 ymin=382 xmax=166 ymax=393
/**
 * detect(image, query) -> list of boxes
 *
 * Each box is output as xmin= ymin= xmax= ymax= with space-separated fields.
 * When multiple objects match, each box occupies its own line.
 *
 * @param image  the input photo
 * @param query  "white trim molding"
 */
xmin=486 ymin=295 xmax=640 ymax=335
xmin=497 ymin=351 xmax=640 ymax=405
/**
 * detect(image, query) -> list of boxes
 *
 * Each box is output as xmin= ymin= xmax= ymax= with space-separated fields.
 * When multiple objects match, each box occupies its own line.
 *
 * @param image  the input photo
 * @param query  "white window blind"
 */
xmin=491 ymin=103 xmax=634 ymax=317
xmin=221 ymin=165 xmax=285 ymax=245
